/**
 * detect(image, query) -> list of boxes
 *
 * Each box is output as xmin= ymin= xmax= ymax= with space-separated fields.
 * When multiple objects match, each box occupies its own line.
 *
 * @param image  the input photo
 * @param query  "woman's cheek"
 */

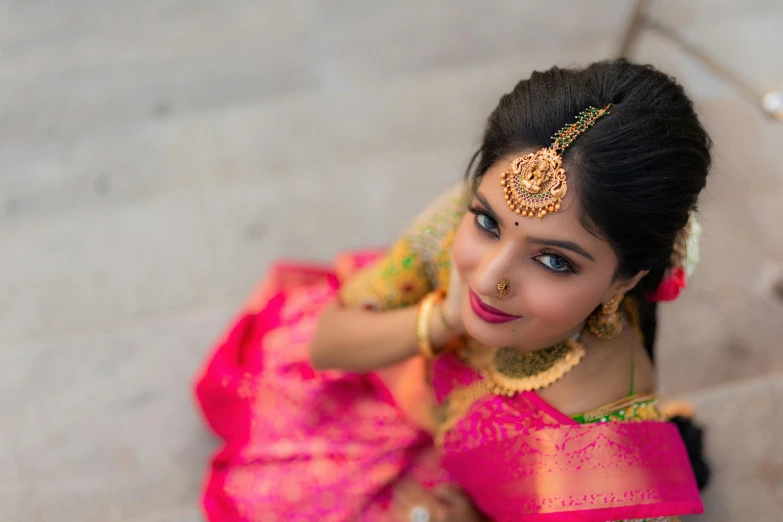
xmin=522 ymin=278 xmax=597 ymax=327
xmin=452 ymin=217 xmax=479 ymax=277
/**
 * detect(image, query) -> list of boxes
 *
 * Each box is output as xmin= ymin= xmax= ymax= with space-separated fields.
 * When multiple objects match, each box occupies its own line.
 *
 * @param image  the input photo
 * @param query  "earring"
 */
xmin=588 ymin=295 xmax=624 ymax=339
xmin=497 ymin=279 xmax=510 ymax=299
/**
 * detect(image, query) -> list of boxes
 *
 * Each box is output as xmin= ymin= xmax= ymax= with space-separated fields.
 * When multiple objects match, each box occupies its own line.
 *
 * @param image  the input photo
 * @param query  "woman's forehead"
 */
xmin=474 ymin=165 xmax=612 ymax=256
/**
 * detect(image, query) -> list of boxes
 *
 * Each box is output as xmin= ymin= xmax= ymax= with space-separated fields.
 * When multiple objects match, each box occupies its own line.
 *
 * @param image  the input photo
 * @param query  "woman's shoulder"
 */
xmin=337 ymin=182 xmax=469 ymax=310
xmin=403 ymin=182 xmax=470 ymax=245
xmin=538 ymin=329 xmax=657 ymax=420
xmin=403 ymin=181 xmax=470 ymax=286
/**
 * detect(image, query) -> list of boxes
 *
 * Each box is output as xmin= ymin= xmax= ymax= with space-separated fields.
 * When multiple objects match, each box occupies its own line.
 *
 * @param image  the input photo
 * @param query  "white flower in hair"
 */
xmin=648 ymin=213 xmax=700 ymax=302
xmin=683 ymin=216 xmax=701 ymax=280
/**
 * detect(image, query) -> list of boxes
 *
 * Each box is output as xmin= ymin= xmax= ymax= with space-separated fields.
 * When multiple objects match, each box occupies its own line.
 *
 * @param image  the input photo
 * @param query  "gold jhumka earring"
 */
xmin=500 ymin=105 xmax=612 ymax=220
xmin=497 ymin=279 xmax=510 ymax=299
xmin=588 ymin=295 xmax=625 ymax=340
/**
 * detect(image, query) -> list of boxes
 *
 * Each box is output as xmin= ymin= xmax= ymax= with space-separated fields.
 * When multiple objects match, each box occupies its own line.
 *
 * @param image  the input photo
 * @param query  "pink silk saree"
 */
xmin=193 ymin=256 xmax=703 ymax=521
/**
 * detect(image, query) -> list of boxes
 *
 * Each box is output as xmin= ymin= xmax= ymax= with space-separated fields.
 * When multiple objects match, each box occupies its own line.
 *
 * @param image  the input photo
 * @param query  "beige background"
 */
xmin=1 ymin=1 xmax=781 ymax=521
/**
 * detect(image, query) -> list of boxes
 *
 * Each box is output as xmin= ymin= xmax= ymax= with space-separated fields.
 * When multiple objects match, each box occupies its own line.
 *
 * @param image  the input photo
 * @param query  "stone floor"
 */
xmin=1 ymin=1 xmax=782 ymax=521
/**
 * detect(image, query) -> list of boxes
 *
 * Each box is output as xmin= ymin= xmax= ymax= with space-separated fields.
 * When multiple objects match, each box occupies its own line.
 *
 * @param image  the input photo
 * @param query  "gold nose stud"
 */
xmin=497 ymin=279 xmax=510 ymax=299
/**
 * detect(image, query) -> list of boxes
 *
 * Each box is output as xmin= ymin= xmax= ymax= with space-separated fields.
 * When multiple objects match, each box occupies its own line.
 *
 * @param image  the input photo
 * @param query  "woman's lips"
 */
xmin=469 ymin=289 xmax=522 ymax=324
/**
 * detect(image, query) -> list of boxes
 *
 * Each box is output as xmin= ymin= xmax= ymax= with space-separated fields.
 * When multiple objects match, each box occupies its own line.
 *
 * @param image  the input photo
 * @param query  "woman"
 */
xmin=194 ymin=60 xmax=711 ymax=521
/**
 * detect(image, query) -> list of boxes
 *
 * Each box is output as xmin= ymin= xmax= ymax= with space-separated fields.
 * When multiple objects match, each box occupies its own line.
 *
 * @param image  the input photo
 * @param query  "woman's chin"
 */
xmin=462 ymin=314 xmax=518 ymax=349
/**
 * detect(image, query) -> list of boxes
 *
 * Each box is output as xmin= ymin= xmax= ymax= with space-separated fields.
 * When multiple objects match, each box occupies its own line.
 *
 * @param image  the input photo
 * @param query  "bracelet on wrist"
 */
xmin=415 ymin=292 xmax=439 ymax=359
xmin=416 ymin=289 xmax=462 ymax=360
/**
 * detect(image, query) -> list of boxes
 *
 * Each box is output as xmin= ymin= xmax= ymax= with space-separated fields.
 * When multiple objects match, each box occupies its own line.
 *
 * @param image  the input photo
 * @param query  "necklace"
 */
xmin=464 ymin=333 xmax=585 ymax=397
xmin=434 ymin=333 xmax=585 ymax=445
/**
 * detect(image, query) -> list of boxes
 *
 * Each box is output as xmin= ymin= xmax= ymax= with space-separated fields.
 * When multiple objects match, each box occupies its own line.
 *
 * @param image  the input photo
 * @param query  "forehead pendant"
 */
xmin=500 ymin=104 xmax=612 ymax=220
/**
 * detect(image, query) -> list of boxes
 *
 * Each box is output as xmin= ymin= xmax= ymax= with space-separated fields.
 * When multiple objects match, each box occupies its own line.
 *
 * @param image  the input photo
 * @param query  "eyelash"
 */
xmin=468 ymin=204 xmax=577 ymax=276
xmin=468 ymin=205 xmax=499 ymax=237
xmin=533 ymin=250 xmax=578 ymax=276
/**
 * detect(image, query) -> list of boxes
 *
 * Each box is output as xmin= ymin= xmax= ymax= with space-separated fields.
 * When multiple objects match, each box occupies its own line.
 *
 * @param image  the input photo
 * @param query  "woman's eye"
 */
xmin=476 ymin=213 xmax=499 ymax=234
xmin=535 ymin=253 xmax=574 ymax=273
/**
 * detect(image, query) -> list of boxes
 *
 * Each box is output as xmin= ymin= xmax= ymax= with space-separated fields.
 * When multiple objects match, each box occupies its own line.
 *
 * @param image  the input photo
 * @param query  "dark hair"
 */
xmin=467 ymin=59 xmax=711 ymax=357
xmin=468 ymin=59 xmax=712 ymax=488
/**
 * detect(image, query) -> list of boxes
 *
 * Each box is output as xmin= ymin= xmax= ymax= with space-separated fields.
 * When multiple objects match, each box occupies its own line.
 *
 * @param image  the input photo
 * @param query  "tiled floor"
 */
xmin=1 ymin=1 xmax=781 ymax=520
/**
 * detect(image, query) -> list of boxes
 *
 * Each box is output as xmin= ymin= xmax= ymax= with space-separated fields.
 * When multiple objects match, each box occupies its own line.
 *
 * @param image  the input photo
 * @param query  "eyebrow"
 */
xmin=527 ymin=237 xmax=596 ymax=262
xmin=475 ymin=191 xmax=498 ymax=219
xmin=474 ymin=191 xmax=596 ymax=262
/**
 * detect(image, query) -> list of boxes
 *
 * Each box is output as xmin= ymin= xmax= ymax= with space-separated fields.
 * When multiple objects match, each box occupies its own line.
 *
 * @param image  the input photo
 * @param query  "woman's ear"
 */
xmin=603 ymin=270 xmax=649 ymax=301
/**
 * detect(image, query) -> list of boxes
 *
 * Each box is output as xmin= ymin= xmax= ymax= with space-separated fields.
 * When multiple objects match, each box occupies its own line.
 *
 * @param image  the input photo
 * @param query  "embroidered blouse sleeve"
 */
xmin=338 ymin=182 xmax=469 ymax=311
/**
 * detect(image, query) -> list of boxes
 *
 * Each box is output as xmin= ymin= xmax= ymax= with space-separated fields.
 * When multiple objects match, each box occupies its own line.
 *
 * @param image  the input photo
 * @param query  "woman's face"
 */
xmin=452 ymin=153 xmax=640 ymax=351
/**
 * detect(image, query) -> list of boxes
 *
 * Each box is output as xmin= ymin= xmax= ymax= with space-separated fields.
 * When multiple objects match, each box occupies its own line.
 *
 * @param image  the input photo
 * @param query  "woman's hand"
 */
xmin=394 ymin=480 xmax=487 ymax=522
xmin=439 ymin=257 xmax=466 ymax=337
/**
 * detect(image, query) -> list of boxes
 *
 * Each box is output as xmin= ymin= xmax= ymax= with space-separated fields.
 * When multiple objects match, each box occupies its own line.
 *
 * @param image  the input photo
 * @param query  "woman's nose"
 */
xmin=474 ymin=246 xmax=516 ymax=300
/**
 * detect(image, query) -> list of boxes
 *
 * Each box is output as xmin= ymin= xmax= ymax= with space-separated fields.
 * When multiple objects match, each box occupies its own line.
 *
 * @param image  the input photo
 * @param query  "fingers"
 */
xmin=394 ymin=480 xmax=443 ymax=522
xmin=433 ymin=485 xmax=472 ymax=508
xmin=432 ymin=485 xmax=484 ymax=522
xmin=442 ymin=257 xmax=466 ymax=335
xmin=432 ymin=485 xmax=460 ymax=505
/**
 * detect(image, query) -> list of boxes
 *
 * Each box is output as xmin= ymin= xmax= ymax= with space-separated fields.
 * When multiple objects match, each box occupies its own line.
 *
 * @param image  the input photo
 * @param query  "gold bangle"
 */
xmin=415 ymin=292 xmax=440 ymax=359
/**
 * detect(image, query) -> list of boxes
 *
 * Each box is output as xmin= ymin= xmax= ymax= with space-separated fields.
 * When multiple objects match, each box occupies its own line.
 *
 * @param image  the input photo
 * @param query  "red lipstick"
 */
xmin=469 ymin=289 xmax=522 ymax=324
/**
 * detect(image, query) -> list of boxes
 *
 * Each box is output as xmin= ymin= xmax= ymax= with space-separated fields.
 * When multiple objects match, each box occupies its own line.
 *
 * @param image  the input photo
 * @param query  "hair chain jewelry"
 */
xmin=501 ymin=104 xmax=612 ymax=220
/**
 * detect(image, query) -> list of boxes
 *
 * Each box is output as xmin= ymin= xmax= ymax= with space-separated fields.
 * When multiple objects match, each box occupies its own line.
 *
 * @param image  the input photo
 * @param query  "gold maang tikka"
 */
xmin=500 ymin=104 xmax=612 ymax=220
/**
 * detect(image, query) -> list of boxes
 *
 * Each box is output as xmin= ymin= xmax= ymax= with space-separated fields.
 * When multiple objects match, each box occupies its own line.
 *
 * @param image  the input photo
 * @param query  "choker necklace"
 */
xmin=467 ymin=332 xmax=585 ymax=397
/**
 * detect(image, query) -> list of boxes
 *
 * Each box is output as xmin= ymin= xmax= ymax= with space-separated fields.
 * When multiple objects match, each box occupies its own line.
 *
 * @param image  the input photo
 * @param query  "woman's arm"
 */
xmin=312 ymin=245 xmax=465 ymax=373
xmin=311 ymin=183 xmax=468 ymax=372
xmin=310 ymin=299 xmax=453 ymax=372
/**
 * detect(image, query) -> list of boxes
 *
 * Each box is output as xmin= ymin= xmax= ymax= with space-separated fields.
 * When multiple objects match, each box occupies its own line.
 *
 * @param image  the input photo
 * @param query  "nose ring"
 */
xmin=497 ymin=279 xmax=510 ymax=299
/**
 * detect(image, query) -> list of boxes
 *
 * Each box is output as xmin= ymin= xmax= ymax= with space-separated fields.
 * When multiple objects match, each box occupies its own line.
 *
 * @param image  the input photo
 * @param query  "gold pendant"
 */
xmin=500 ymin=148 xmax=567 ymax=220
